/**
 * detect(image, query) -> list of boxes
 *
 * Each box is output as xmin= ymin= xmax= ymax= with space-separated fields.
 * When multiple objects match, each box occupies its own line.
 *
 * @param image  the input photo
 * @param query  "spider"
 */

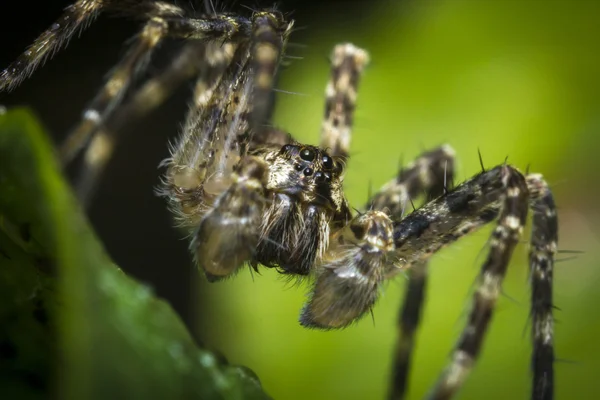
xmin=0 ymin=1 xmax=558 ymax=399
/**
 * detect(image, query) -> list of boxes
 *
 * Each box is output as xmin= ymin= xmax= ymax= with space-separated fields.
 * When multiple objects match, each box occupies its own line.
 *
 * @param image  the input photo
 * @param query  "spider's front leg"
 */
xmin=160 ymin=41 xmax=262 ymax=280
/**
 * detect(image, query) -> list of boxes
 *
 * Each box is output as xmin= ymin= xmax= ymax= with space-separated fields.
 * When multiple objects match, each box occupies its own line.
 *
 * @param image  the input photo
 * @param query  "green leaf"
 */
xmin=0 ymin=108 xmax=270 ymax=400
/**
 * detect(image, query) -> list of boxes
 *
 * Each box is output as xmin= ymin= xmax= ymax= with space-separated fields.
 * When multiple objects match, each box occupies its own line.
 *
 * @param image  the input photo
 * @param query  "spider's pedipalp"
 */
xmin=320 ymin=43 xmax=370 ymax=159
xmin=300 ymin=210 xmax=394 ymax=329
xmin=192 ymin=156 xmax=268 ymax=281
xmin=526 ymin=174 xmax=558 ymax=400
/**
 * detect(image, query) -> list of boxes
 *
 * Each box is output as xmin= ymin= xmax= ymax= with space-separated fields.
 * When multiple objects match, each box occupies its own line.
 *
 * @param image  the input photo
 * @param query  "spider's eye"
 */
xmin=295 ymin=163 xmax=304 ymax=171
xmin=280 ymin=144 xmax=293 ymax=154
xmin=300 ymin=148 xmax=316 ymax=162
xmin=322 ymin=155 xmax=333 ymax=170
xmin=303 ymin=167 xmax=314 ymax=176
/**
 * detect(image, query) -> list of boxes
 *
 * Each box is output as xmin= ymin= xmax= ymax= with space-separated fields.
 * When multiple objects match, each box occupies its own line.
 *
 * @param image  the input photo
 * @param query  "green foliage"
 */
xmin=0 ymin=109 xmax=270 ymax=400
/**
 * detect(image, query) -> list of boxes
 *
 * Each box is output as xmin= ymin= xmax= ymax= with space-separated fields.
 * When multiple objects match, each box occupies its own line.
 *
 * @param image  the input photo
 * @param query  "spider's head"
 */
xmin=266 ymin=143 xmax=346 ymax=212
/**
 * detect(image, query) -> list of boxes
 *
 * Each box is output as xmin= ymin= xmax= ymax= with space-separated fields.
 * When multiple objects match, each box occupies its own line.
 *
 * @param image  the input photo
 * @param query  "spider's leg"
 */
xmin=390 ymin=262 xmax=428 ymax=400
xmin=391 ymin=166 xmax=529 ymax=400
xmin=0 ymin=0 xmax=105 ymax=92
xmin=162 ymin=42 xmax=271 ymax=280
xmin=75 ymin=41 xmax=230 ymax=205
xmin=160 ymin=42 xmax=242 ymax=228
xmin=526 ymin=174 xmax=558 ymax=400
xmin=366 ymin=145 xmax=455 ymax=400
xmin=68 ymin=10 xmax=291 ymax=203
xmin=319 ymin=44 xmax=370 ymax=159
xmin=0 ymin=0 xmax=226 ymax=93
xmin=368 ymin=145 xmax=456 ymax=219
xmin=248 ymin=12 xmax=293 ymax=140
xmin=60 ymin=11 xmax=193 ymax=165
xmin=389 ymin=169 xmax=557 ymax=400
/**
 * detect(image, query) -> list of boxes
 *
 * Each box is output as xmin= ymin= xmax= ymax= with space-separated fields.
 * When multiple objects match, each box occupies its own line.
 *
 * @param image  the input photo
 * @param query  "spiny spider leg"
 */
xmin=426 ymin=166 xmax=529 ymax=399
xmin=162 ymin=34 xmax=290 ymax=280
xmin=76 ymin=41 xmax=228 ymax=204
xmin=161 ymin=42 xmax=249 ymax=230
xmin=368 ymin=145 xmax=456 ymax=220
xmin=0 ymin=0 xmax=105 ymax=92
xmin=1 ymin=1 xmax=292 ymax=205
xmin=249 ymin=12 xmax=293 ymax=139
xmin=319 ymin=43 xmax=370 ymax=160
xmin=390 ymin=262 xmax=428 ymax=400
xmin=62 ymin=6 xmax=275 ymax=165
xmin=527 ymin=174 xmax=557 ymax=400
xmin=60 ymin=15 xmax=173 ymax=164
xmin=369 ymin=145 xmax=456 ymax=400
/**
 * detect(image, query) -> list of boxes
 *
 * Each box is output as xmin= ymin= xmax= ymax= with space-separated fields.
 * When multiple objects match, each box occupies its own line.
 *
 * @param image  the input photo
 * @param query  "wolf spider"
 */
xmin=0 ymin=1 xmax=558 ymax=399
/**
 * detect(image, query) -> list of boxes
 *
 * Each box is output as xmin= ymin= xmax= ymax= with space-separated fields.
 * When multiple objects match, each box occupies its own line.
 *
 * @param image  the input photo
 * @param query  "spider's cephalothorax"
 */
xmin=1 ymin=2 xmax=559 ymax=399
xmin=251 ymin=143 xmax=350 ymax=275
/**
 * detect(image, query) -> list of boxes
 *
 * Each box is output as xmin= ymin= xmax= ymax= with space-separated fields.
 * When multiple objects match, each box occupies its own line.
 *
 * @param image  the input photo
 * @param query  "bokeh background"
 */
xmin=2 ymin=0 xmax=600 ymax=399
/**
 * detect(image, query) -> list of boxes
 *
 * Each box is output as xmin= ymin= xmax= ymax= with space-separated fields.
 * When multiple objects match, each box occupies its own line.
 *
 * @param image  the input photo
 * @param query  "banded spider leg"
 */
xmin=1 ymin=0 xmax=292 ymax=206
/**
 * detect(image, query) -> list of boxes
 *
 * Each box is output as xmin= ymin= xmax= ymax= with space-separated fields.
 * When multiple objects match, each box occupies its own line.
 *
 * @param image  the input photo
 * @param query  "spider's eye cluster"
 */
xmin=280 ymin=144 xmax=339 ymax=184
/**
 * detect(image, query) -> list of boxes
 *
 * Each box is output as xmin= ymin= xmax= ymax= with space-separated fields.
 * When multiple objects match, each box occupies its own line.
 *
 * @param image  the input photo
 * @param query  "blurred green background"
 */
xmin=194 ymin=1 xmax=600 ymax=399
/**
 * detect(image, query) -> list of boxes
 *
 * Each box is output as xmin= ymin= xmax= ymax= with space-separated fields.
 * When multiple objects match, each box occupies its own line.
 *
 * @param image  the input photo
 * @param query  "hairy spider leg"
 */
xmin=367 ymin=145 xmax=456 ymax=400
xmin=0 ymin=0 xmax=292 ymax=204
xmin=426 ymin=166 xmax=528 ymax=399
xmin=0 ymin=0 xmax=105 ymax=92
xmin=62 ymin=9 xmax=279 ymax=168
xmin=76 ymin=41 xmax=229 ymax=204
xmin=72 ymin=9 xmax=290 ymax=204
xmin=249 ymin=12 xmax=294 ymax=140
xmin=368 ymin=145 xmax=456 ymax=220
xmin=526 ymin=174 xmax=557 ymax=400
xmin=390 ymin=262 xmax=428 ymax=400
xmin=161 ymin=42 xmax=249 ymax=229
xmin=319 ymin=43 xmax=370 ymax=160
xmin=161 ymin=36 xmax=281 ymax=280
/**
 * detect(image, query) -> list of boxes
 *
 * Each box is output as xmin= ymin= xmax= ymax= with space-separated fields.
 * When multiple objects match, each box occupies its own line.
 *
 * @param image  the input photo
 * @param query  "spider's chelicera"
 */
xmin=0 ymin=1 xmax=558 ymax=399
